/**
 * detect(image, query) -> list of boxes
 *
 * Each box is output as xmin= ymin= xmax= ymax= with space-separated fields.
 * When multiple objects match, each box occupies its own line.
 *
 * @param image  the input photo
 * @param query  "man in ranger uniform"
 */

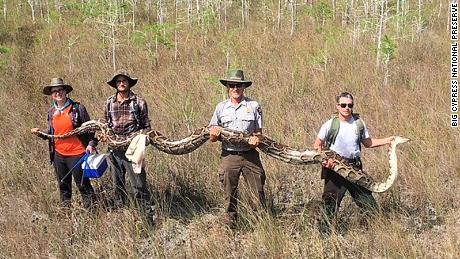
xmin=209 ymin=69 xmax=266 ymax=230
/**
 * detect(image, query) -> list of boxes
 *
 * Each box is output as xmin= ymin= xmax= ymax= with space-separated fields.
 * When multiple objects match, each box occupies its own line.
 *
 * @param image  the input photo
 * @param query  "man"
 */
xmin=314 ymin=92 xmax=394 ymax=231
xmin=104 ymin=70 xmax=156 ymax=226
xmin=209 ymin=69 xmax=266 ymax=229
xmin=31 ymin=78 xmax=97 ymax=210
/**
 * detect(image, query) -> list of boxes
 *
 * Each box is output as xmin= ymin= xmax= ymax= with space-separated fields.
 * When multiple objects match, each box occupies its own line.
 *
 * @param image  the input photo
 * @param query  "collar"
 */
xmin=224 ymin=96 xmax=248 ymax=110
xmin=53 ymin=98 xmax=72 ymax=113
xmin=115 ymin=90 xmax=136 ymax=103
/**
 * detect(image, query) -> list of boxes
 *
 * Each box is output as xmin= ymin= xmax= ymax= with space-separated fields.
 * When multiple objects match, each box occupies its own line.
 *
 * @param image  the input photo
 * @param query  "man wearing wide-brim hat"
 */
xmin=31 ymin=77 xmax=97 ymax=210
xmin=209 ymin=69 xmax=267 ymax=230
xmin=103 ymin=70 xmax=156 ymax=227
xmin=42 ymin=77 xmax=74 ymax=95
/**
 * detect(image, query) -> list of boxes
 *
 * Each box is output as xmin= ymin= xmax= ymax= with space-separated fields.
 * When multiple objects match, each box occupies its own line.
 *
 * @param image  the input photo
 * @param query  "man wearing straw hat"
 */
xmin=31 ymin=78 xmax=97 ymax=210
xmin=209 ymin=69 xmax=266 ymax=230
xmin=104 ymin=70 xmax=156 ymax=226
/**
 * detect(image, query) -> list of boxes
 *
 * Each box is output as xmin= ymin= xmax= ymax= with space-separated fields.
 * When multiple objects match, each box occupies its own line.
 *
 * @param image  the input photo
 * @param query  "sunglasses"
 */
xmin=227 ymin=84 xmax=245 ymax=89
xmin=339 ymin=103 xmax=354 ymax=108
xmin=51 ymin=88 xmax=64 ymax=94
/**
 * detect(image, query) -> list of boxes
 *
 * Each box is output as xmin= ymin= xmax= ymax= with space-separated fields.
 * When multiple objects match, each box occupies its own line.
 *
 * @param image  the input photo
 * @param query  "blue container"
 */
xmin=81 ymin=153 xmax=108 ymax=178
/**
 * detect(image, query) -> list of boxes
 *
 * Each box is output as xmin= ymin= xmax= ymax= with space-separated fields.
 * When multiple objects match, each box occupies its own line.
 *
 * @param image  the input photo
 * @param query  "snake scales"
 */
xmin=37 ymin=120 xmax=409 ymax=193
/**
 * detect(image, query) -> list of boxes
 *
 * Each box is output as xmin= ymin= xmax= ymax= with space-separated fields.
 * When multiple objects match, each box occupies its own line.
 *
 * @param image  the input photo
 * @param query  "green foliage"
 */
xmin=0 ymin=42 xmax=10 ymax=69
xmin=0 ymin=45 xmax=10 ymax=54
xmin=80 ymin=0 xmax=104 ymax=19
xmin=381 ymin=34 xmax=397 ymax=61
xmin=132 ymin=24 xmax=175 ymax=49
xmin=305 ymin=0 xmax=333 ymax=26
xmin=132 ymin=30 xmax=146 ymax=46
xmin=309 ymin=48 xmax=329 ymax=71
xmin=202 ymin=7 xmax=217 ymax=32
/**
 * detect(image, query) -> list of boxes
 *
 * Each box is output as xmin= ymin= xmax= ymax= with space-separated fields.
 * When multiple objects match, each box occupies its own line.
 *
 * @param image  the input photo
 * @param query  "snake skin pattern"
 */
xmin=37 ymin=120 xmax=409 ymax=193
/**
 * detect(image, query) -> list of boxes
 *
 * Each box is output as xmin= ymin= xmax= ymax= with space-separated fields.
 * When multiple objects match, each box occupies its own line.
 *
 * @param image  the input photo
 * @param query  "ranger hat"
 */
xmin=43 ymin=78 xmax=73 ymax=95
xmin=219 ymin=69 xmax=252 ymax=88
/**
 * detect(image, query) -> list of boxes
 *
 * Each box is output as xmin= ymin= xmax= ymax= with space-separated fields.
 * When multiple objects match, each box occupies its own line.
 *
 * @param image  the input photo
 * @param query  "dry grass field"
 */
xmin=0 ymin=0 xmax=458 ymax=258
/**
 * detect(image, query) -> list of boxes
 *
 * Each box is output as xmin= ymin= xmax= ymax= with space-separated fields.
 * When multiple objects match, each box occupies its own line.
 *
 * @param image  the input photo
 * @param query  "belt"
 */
xmin=343 ymin=157 xmax=362 ymax=166
xmin=222 ymin=149 xmax=254 ymax=156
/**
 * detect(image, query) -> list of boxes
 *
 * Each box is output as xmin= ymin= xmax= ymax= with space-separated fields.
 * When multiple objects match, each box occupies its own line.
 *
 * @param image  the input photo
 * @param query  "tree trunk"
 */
xmin=111 ymin=24 xmax=117 ymax=71
xmin=277 ymin=0 xmax=281 ymax=30
xmin=3 ymin=0 xmax=6 ymax=21
xmin=376 ymin=0 xmax=385 ymax=68
xmin=241 ymin=0 xmax=245 ymax=29
xmin=174 ymin=0 xmax=178 ymax=61
xmin=27 ymin=0 xmax=36 ymax=22
xmin=290 ymin=0 xmax=296 ymax=36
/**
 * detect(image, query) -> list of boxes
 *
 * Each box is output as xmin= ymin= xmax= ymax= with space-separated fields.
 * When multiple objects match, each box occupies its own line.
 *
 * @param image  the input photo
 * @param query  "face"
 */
xmin=336 ymin=97 xmax=354 ymax=117
xmin=50 ymin=86 xmax=66 ymax=102
xmin=226 ymin=83 xmax=245 ymax=100
xmin=116 ymin=76 xmax=130 ymax=92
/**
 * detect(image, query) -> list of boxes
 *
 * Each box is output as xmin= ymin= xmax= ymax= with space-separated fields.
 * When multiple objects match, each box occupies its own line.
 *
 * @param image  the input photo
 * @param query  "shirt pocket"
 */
xmin=220 ymin=115 xmax=233 ymax=127
xmin=241 ymin=113 xmax=255 ymax=131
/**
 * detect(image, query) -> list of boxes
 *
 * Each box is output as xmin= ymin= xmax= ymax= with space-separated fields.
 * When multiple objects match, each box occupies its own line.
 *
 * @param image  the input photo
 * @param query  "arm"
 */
xmin=31 ymin=109 xmax=52 ymax=140
xmin=31 ymin=128 xmax=49 ymax=140
xmin=248 ymin=128 xmax=263 ymax=148
xmin=209 ymin=104 xmax=222 ymax=142
xmin=313 ymin=137 xmax=324 ymax=151
xmin=315 ymin=121 xmax=335 ymax=169
xmin=361 ymin=136 xmax=394 ymax=148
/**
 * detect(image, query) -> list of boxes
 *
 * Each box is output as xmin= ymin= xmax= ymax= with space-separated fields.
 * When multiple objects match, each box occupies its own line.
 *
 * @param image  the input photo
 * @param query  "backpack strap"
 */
xmin=325 ymin=114 xmax=340 ymax=149
xmin=106 ymin=95 xmax=115 ymax=128
xmin=353 ymin=113 xmax=365 ymax=150
xmin=130 ymin=95 xmax=141 ymax=128
xmin=70 ymin=101 xmax=81 ymax=128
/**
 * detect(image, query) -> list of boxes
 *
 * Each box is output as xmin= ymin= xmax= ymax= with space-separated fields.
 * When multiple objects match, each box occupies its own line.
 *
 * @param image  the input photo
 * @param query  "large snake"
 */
xmin=37 ymin=120 xmax=409 ymax=193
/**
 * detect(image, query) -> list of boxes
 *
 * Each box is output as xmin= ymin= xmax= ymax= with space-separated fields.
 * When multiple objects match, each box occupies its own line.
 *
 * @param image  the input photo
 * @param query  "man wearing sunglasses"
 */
xmin=209 ymin=69 xmax=266 ymax=230
xmin=313 ymin=92 xmax=394 ymax=233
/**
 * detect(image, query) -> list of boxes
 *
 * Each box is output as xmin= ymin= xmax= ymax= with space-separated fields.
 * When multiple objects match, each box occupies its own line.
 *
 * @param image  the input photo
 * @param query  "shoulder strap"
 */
xmin=71 ymin=101 xmax=81 ymax=128
xmin=352 ymin=113 xmax=365 ymax=144
xmin=130 ymin=95 xmax=141 ymax=127
xmin=325 ymin=114 xmax=340 ymax=149
xmin=106 ymin=95 xmax=115 ymax=127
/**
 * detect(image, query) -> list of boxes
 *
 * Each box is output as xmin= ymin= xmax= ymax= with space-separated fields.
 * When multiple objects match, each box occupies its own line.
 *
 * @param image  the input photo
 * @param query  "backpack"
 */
xmin=105 ymin=95 xmax=141 ymax=128
xmin=324 ymin=113 xmax=365 ymax=150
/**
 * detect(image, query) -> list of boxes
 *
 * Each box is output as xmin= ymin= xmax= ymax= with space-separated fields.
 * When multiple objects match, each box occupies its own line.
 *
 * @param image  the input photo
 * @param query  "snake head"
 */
xmin=393 ymin=136 xmax=410 ymax=145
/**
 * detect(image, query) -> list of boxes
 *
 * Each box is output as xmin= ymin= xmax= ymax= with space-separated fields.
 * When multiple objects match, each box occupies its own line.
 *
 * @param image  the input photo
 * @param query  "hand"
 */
xmin=387 ymin=136 xmax=395 ymax=144
xmin=209 ymin=126 xmax=222 ymax=142
xmin=248 ymin=135 xmax=262 ymax=148
xmin=322 ymin=158 xmax=336 ymax=169
xmin=31 ymin=128 xmax=40 ymax=135
xmin=86 ymin=145 xmax=96 ymax=154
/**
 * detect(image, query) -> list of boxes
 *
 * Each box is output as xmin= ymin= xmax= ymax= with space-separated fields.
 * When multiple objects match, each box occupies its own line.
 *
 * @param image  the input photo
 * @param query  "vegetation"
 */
xmin=0 ymin=0 xmax=457 ymax=258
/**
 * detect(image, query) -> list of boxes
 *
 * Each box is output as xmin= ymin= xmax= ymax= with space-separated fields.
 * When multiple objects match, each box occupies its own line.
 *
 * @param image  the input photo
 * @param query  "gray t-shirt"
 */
xmin=209 ymin=97 xmax=263 ymax=151
xmin=317 ymin=117 xmax=370 ymax=159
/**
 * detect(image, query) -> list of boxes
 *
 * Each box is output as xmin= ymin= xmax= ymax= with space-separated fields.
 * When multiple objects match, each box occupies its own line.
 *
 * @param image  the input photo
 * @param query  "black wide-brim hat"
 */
xmin=219 ymin=69 xmax=252 ymax=88
xmin=107 ymin=70 xmax=138 ymax=88
xmin=43 ymin=78 xmax=73 ymax=95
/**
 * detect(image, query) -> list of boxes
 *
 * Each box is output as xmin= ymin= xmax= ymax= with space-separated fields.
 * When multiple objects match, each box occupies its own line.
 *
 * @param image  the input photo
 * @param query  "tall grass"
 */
xmin=0 ymin=0 xmax=458 ymax=258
